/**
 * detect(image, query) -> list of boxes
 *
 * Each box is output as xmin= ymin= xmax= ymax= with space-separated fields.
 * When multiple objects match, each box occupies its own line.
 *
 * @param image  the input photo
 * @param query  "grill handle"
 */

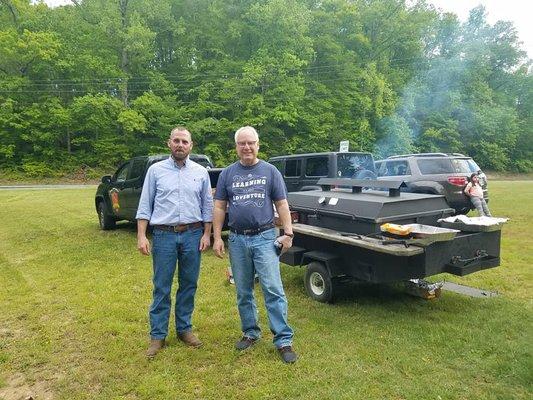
xmin=317 ymin=178 xmax=407 ymax=197
xmin=449 ymin=250 xmax=489 ymax=267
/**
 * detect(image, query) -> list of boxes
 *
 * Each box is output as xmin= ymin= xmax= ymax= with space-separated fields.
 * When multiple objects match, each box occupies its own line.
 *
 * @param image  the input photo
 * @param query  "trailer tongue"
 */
xmin=280 ymin=178 xmax=502 ymax=303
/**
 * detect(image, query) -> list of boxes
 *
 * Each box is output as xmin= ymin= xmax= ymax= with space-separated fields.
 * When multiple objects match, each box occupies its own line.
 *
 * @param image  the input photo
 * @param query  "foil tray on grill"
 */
xmin=402 ymin=224 xmax=460 ymax=241
xmin=438 ymin=216 xmax=508 ymax=232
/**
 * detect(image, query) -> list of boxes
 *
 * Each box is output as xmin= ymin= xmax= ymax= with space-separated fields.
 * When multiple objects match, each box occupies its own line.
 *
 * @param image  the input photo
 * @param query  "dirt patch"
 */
xmin=0 ymin=328 xmax=23 ymax=339
xmin=0 ymin=373 xmax=54 ymax=400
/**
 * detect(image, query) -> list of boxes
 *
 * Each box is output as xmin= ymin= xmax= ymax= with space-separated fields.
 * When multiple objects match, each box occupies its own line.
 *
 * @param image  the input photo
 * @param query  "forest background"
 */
xmin=0 ymin=0 xmax=531 ymax=178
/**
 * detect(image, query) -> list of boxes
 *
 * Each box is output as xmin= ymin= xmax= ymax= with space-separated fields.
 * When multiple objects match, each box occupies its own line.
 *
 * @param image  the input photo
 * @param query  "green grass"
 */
xmin=0 ymin=181 xmax=531 ymax=399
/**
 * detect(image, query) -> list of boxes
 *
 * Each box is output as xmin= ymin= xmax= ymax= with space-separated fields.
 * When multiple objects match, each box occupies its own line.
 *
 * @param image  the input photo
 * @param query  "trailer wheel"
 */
xmin=304 ymin=261 xmax=334 ymax=303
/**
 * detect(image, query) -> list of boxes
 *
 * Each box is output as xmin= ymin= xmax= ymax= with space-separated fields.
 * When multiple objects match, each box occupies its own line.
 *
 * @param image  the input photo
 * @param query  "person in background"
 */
xmin=212 ymin=126 xmax=297 ymax=364
xmin=464 ymin=173 xmax=492 ymax=217
xmin=136 ymin=126 xmax=213 ymax=358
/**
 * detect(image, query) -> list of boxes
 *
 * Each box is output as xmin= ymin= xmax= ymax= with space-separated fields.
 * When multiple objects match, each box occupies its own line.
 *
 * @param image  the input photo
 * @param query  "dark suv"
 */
xmin=268 ymin=152 xmax=377 ymax=192
xmin=374 ymin=153 xmax=488 ymax=214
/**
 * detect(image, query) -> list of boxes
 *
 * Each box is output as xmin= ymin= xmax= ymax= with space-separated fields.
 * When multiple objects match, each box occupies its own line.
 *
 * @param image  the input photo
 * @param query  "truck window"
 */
xmin=305 ymin=157 xmax=329 ymax=177
xmin=379 ymin=160 xmax=410 ymax=176
xmin=417 ymin=159 xmax=453 ymax=175
xmin=467 ymin=159 xmax=481 ymax=173
xmin=270 ymin=160 xmax=283 ymax=174
xmin=114 ymin=162 xmax=130 ymax=183
xmin=285 ymin=159 xmax=301 ymax=177
xmin=451 ymin=159 xmax=476 ymax=173
xmin=337 ymin=153 xmax=375 ymax=177
xmin=129 ymin=159 xmax=146 ymax=180
xmin=375 ymin=162 xmax=387 ymax=177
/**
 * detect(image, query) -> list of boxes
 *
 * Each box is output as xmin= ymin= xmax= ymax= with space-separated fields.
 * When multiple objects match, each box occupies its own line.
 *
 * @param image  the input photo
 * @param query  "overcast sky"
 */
xmin=429 ymin=0 xmax=531 ymax=58
xmin=42 ymin=0 xmax=532 ymax=58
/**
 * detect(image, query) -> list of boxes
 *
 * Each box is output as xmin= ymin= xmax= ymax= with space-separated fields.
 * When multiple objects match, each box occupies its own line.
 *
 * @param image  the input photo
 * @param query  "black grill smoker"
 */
xmin=280 ymin=179 xmax=502 ymax=303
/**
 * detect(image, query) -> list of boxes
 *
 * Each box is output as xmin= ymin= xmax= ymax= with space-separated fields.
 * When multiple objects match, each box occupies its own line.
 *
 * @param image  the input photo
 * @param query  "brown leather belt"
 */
xmin=154 ymin=221 xmax=203 ymax=233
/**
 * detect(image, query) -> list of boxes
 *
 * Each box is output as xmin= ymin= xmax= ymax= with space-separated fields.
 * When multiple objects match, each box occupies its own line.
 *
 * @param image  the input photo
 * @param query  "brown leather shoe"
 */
xmin=178 ymin=331 xmax=202 ymax=348
xmin=146 ymin=339 xmax=165 ymax=358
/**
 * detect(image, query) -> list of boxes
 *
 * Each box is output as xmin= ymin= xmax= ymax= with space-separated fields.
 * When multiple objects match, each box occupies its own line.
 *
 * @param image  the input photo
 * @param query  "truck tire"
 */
xmin=98 ymin=201 xmax=116 ymax=230
xmin=304 ymin=261 xmax=334 ymax=303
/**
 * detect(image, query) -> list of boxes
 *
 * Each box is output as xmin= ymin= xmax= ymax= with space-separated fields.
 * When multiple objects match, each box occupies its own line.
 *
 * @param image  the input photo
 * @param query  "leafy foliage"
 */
xmin=0 ymin=0 xmax=530 ymax=173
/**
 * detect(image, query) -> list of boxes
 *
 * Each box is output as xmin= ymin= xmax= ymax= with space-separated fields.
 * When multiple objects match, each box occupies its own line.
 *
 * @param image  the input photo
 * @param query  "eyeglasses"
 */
xmin=236 ymin=141 xmax=258 ymax=147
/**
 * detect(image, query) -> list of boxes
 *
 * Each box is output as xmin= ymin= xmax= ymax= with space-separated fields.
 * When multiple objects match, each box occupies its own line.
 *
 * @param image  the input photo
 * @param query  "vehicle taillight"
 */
xmin=447 ymin=176 xmax=467 ymax=186
xmin=290 ymin=211 xmax=299 ymax=223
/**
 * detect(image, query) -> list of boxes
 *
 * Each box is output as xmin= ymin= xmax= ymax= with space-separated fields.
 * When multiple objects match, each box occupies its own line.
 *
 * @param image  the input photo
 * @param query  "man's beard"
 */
xmin=172 ymin=150 xmax=188 ymax=161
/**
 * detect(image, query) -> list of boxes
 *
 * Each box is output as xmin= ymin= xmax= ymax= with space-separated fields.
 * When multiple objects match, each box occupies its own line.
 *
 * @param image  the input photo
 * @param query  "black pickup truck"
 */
xmin=95 ymin=154 xmax=222 ymax=230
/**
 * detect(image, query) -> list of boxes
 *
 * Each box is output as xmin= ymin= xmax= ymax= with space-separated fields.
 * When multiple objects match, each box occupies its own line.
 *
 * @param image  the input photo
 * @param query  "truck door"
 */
xmin=108 ymin=161 xmax=131 ymax=219
xmin=284 ymin=159 xmax=302 ymax=192
xmin=120 ymin=158 xmax=147 ymax=220
xmin=302 ymin=156 xmax=329 ymax=190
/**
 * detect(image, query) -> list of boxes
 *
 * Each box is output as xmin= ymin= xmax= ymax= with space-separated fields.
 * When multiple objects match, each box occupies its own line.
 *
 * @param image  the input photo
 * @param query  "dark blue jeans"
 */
xmin=150 ymin=227 xmax=202 ymax=339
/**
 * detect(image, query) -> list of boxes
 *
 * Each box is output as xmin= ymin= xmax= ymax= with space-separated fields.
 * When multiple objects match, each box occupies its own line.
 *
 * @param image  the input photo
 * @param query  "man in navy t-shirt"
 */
xmin=213 ymin=126 xmax=297 ymax=364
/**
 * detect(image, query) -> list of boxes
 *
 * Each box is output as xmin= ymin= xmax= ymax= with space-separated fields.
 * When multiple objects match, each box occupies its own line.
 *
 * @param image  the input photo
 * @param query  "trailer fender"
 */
xmin=301 ymin=251 xmax=343 ymax=277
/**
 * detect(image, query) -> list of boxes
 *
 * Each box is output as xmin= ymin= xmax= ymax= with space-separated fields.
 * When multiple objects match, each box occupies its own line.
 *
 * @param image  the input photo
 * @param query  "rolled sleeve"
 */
xmin=135 ymin=167 xmax=155 ymax=221
xmin=201 ymin=170 xmax=214 ymax=222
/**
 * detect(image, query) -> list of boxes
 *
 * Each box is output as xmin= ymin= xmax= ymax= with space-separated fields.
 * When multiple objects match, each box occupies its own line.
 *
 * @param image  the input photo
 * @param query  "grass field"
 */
xmin=0 ymin=181 xmax=531 ymax=400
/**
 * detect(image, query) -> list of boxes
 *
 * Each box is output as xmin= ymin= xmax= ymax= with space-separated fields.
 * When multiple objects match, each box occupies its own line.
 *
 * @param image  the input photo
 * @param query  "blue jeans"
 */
xmin=228 ymin=228 xmax=294 ymax=348
xmin=150 ymin=227 xmax=202 ymax=339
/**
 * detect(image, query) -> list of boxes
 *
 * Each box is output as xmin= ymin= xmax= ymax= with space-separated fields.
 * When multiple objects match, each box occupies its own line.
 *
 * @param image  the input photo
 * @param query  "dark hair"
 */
xmin=468 ymin=173 xmax=478 ymax=184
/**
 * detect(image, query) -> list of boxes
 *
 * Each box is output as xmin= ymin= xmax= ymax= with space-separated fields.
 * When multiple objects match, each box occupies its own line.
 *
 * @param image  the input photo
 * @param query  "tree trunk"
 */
xmin=66 ymin=127 xmax=71 ymax=154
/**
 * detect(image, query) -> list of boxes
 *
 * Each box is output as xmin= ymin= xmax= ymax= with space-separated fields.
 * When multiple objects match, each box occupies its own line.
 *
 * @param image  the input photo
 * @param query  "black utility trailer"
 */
xmin=280 ymin=179 xmax=502 ymax=302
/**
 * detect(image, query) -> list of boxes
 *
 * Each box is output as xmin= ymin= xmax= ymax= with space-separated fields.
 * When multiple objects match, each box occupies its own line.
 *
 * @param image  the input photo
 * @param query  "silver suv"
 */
xmin=374 ymin=153 xmax=488 ymax=214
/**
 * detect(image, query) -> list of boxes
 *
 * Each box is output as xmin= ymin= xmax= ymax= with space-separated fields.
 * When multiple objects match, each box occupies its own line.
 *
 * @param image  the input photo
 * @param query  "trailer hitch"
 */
xmin=450 ymin=250 xmax=489 ymax=266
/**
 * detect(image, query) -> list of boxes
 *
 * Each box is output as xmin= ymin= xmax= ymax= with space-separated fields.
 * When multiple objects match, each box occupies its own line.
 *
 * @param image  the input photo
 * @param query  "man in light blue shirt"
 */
xmin=136 ymin=126 xmax=213 ymax=358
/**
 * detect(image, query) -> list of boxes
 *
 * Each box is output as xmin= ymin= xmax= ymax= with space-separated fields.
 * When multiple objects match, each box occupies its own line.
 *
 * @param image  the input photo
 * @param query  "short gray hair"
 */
xmin=234 ymin=126 xmax=259 ymax=143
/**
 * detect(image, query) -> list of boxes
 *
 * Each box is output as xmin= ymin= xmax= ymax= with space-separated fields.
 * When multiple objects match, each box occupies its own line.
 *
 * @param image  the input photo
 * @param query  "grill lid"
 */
xmin=287 ymin=179 xmax=453 ymax=223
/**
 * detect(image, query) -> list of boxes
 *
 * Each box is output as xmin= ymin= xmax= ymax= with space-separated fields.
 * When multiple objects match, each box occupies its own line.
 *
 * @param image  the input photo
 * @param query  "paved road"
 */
xmin=0 ymin=184 xmax=97 ymax=190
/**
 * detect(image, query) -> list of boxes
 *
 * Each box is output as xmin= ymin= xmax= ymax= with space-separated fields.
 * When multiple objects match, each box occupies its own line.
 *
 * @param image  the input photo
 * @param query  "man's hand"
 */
xmin=213 ymin=237 xmax=225 ymax=258
xmin=137 ymin=235 xmax=151 ymax=255
xmin=277 ymin=234 xmax=293 ymax=254
xmin=199 ymin=233 xmax=211 ymax=251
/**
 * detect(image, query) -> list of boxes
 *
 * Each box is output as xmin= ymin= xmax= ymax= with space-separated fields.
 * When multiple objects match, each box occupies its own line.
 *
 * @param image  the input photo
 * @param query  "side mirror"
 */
xmin=477 ymin=170 xmax=482 ymax=175
xmin=101 ymin=175 xmax=112 ymax=184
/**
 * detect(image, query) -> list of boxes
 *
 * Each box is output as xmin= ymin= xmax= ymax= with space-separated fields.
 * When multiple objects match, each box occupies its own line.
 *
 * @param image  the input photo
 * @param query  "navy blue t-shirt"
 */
xmin=214 ymin=160 xmax=287 ymax=231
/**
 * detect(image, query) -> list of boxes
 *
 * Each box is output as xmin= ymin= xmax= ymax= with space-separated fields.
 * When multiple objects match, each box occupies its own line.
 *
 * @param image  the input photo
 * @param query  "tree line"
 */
xmin=0 ymin=0 xmax=531 ymax=177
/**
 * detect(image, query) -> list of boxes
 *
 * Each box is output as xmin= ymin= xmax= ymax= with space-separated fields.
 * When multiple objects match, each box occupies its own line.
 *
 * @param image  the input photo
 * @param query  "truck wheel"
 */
xmin=98 ymin=202 xmax=116 ymax=230
xmin=304 ymin=261 xmax=334 ymax=303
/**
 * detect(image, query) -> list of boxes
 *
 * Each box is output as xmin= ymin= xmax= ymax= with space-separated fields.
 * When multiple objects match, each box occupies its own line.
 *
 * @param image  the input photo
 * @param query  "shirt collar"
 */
xmin=168 ymin=155 xmax=189 ymax=169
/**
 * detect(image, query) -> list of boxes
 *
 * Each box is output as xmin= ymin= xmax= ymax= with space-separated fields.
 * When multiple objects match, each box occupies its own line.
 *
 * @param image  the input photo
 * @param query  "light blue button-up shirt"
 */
xmin=136 ymin=156 xmax=213 ymax=225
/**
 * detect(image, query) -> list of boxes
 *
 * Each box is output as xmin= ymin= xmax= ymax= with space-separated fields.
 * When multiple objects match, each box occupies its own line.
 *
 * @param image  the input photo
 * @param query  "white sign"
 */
xmin=339 ymin=140 xmax=349 ymax=152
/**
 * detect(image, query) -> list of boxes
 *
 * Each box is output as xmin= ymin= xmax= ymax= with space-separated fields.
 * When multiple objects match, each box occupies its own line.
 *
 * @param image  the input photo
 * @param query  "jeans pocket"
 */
xmin=190 ymin=226 xmax=203 ymax=235
xmin=259 ymin=228 xmax=276 ymax=241
xmin=228 ymin=232 xmax=236 ymax=242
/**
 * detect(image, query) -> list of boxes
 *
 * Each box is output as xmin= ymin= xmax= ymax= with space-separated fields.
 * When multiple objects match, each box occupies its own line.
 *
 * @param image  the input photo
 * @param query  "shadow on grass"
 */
xmin=111 ymin=221 xmax=138 ymax=232
xmin=333 ymin=280 xmax=413 ymax=304
xmin=283 ymin=270 xmax=499 ymax=316
xmin=282 ymin=270 xmax=416 ymax=305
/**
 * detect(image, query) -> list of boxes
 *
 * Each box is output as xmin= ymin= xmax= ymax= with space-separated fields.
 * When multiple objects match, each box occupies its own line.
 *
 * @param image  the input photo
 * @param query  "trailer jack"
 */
xmin=404 ymin=279 xmax=444 ymax=299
